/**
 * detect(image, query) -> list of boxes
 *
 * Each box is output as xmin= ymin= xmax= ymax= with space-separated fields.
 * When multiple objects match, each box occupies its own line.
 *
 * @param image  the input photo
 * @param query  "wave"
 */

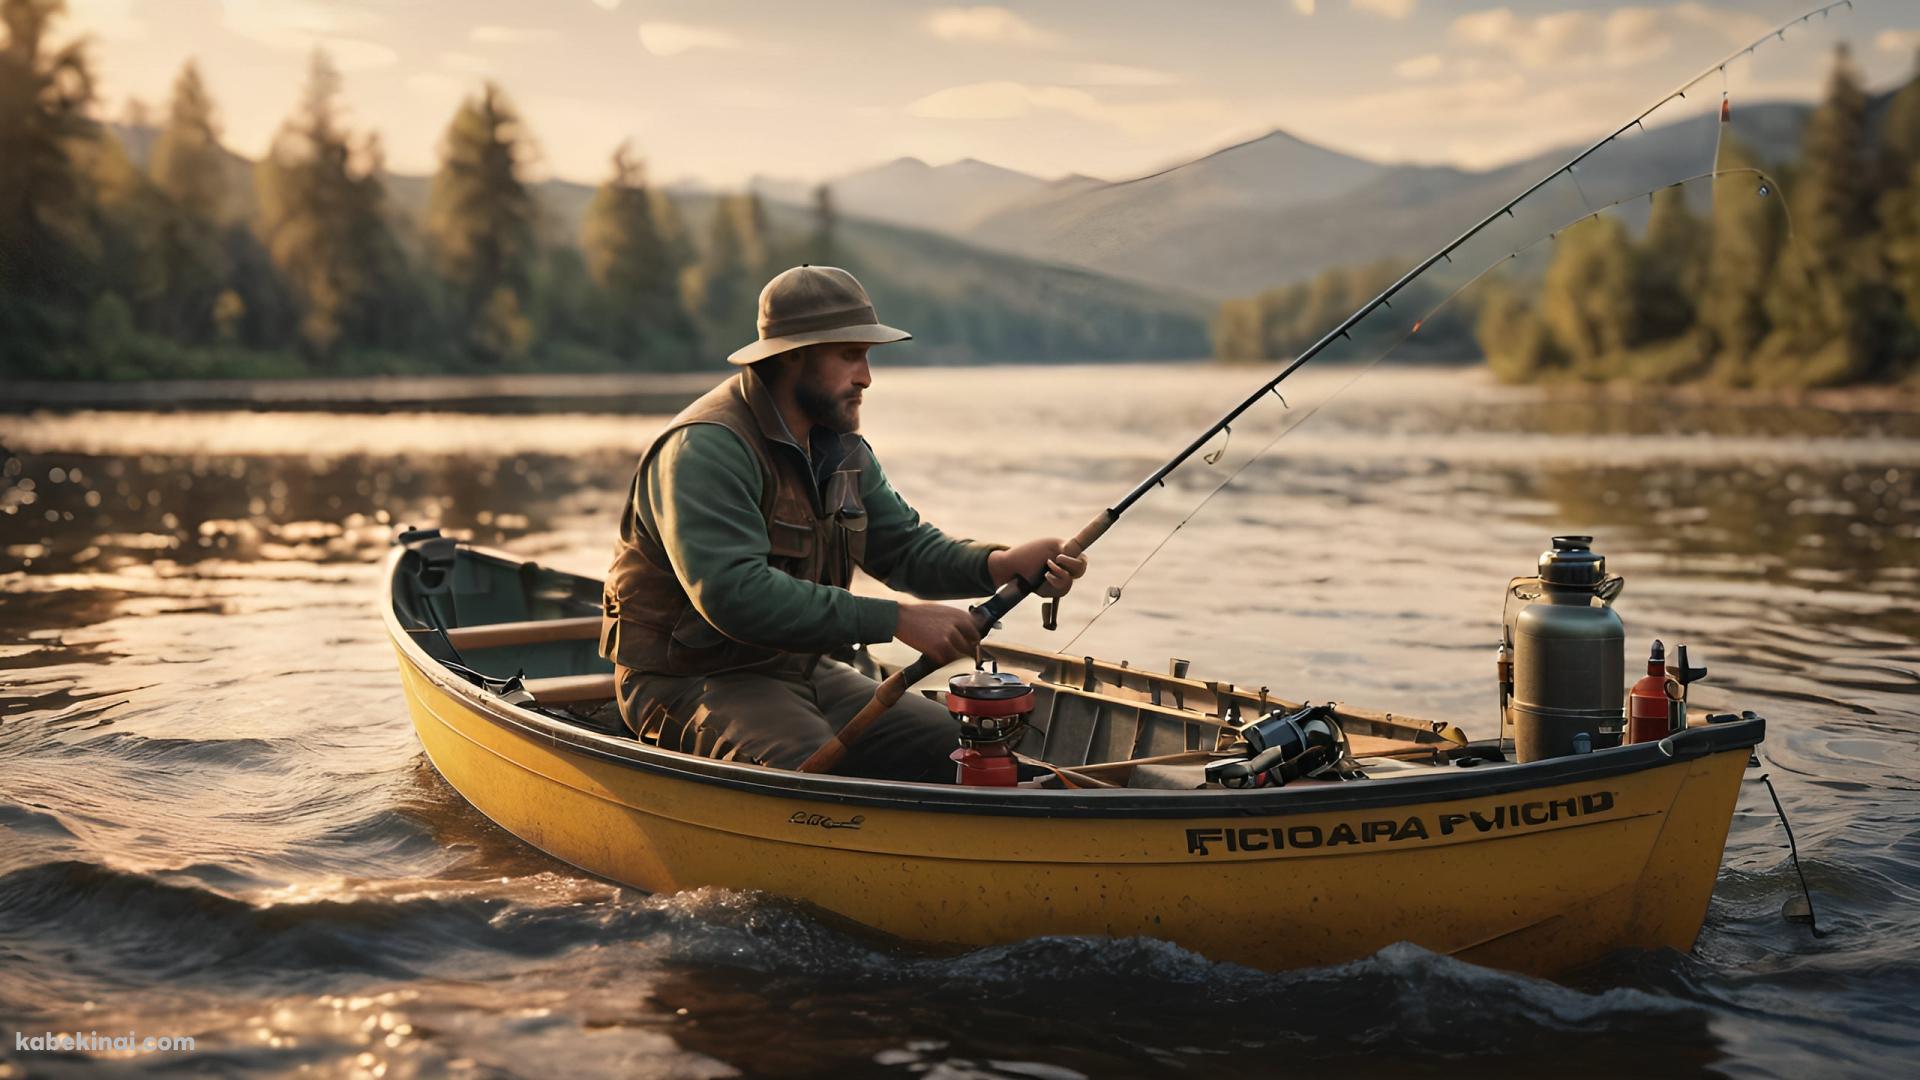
xmin=0 ymin=860 xmax=1705 ymax=1021
xmin=0 ymin=861 xmax=632 ymax=994
xmin=53 ymin=733 xmax=303 ymax=769
xmin=580 ymin=888 xmax=1719 ymax=1059
xmin=0 ymin=801 xmax=77 ymax=839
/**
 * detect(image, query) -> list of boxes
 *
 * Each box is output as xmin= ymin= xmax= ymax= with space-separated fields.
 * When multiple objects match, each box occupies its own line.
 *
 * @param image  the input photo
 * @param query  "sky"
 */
xmin=56 ymin=0 xmax=1920 ymax=189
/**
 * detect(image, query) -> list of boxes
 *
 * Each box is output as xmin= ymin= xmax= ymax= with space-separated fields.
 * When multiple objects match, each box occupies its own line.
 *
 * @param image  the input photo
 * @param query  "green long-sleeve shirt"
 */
xmin=638 ymin=424 xmax=1001 ymax=654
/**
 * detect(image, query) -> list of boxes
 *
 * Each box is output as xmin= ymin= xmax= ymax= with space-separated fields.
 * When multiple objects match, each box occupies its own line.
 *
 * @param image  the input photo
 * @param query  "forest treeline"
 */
xmin=1217 ymin=47 xmax=1920 ymax=389
xmin=0 ymin=0 xmax=1205 ymax=381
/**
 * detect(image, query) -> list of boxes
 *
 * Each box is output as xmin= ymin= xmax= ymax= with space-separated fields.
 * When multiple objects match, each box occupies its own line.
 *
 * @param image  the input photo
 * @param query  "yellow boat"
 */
xmin=380 ymin=531 xmax=1765 ymax=978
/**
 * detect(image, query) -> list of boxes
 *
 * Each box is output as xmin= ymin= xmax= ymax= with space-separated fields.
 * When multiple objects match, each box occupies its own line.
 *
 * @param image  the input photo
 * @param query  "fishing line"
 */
xmin=928 ymin=1 xmax=1847 ymax=683
xmin=1076 ymin=0 xmax=1853 ymax=524
xmin=1061 ymin=167 xmax=1799 ymax=651
xmin=1755 ymin=762 xmax=1826 ymax=938
xmin=1712 ymin=66 xmax=1730 ymax=179
xmin=1568 ymin=164 xmax=1596 ymax=216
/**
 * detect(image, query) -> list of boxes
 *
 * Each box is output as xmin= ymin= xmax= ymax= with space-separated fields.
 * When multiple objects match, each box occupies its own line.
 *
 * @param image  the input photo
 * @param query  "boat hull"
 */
xmin=390 ymin=634 xmax=1755 ymax=977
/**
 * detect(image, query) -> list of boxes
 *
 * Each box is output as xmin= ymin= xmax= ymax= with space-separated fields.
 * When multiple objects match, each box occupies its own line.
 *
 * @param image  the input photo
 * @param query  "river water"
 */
xmin=2 ymin=363 xmax=1916 ymax=1078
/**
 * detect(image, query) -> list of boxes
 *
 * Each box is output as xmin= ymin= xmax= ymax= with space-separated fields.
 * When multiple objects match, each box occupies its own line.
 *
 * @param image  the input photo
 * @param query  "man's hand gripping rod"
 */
xmin=796 ymin=511 xmax=1114 ymax=774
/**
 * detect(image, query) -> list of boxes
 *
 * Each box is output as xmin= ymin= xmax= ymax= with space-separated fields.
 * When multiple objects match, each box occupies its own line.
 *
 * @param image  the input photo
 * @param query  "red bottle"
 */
xmin=1628 ymin=640 xmax=1670 ymax=744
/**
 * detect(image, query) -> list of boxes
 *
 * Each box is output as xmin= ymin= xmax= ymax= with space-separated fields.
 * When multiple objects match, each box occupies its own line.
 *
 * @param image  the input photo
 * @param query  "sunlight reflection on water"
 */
xmin=2 ymin=363 xmax=1917 ymax=1076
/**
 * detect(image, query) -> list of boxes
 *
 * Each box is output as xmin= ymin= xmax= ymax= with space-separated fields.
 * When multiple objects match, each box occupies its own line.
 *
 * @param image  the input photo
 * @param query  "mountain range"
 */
xmin=761 ymin=101 xmax=1823 ymax=300
xmin=106 ymin=93 xmax=1829 ymax=362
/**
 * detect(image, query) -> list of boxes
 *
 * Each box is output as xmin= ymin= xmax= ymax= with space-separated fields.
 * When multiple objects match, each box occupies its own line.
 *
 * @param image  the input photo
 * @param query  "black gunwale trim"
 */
xmin=382 ymin=547 xmax=1767 ymax=821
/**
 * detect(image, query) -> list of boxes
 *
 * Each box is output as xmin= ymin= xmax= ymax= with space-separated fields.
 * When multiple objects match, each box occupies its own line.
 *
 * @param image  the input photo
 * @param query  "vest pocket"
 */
xmin=826 ymin=470 xmax=868 ymax=571
xmin=768 ymin=517 xmax=815 ymax=559
xmin=669 ymin=606 xmax=728 ymax=649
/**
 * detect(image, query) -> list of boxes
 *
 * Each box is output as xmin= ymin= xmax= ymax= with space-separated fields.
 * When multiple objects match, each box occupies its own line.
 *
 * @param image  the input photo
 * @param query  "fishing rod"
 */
xmin=1061 ymin=164 xmax=1799 ymax=653
xmin=796 ymin=0 xmax=1852 ymax=776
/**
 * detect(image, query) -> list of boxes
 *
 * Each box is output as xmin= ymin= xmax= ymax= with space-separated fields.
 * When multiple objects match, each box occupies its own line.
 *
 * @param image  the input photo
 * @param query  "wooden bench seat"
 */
xmin=524 ymin=673 xmax=618 ymax=705
xmin=446 ymin=616 xmax=602 ymax=651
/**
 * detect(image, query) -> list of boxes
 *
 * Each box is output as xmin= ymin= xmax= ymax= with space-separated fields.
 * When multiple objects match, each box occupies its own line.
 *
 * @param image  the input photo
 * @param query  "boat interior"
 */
xmin=390 ymin=534 xmax=1486 ymax=789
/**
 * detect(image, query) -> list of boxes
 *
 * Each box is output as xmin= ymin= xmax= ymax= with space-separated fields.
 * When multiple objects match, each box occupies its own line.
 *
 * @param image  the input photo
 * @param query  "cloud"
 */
xmin=219 ymin=0 xmax=396 ymax=69
xmin=1292 ymin=0 xmax=1316 ymax=14
xmin=440 ymin=52 xmax=491 ymax=75
xmin=1352 ymin=0 xmax=1417 ymax=17
xmin=406 ymin=72 xmax=466 ymax=103
xmin=66 ymin=0 xmax=145 ymax=40
xmin=1878 ymin=30 xmax=1920 ymax=56
xmin=909 ymin=81 xmax=1063 ymax=120
xmin=323 ymin=40 xmax=400 ymax=70
xmin=906 ymin=81 xmax=1228 ymax=139
xmin=925 ymin=6 xmax=1055 ymax=46
xmin=1394 ymin=53 xmax=1444 ymax=80
xmin=470 ymin=25 xmax=561 ymax=45
xmin=1446 ymin=4 xmax=1768 ymax=73
xmin=637 ymin=22 xmax=744 ymax=57
xmin=1299 ymin=71 xmax=1573 ymax=168
xmin=1070 ymin=63 xmax=1180 ymax=87
xmin=222 ymin=0 xmax=379 ymax=39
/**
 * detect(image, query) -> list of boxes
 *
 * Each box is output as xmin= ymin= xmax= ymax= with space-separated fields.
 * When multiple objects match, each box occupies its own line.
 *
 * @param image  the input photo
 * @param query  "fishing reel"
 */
xmin=946 ymin=667 xmax=1035 ymax=787
xmin=1206 ymin=703 xmax=1352 ymax=789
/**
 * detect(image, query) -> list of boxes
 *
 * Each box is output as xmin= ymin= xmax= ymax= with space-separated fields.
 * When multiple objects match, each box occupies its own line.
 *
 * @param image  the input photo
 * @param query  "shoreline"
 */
xmin=0 ymin=357 xmax=1208 ymax=414
xmin=8 ymin=363 xmax=1918 ymax=416
xmin=1532 ymin=377 xmax=1920 ymax=414
xmin=1 ymin=372 xmax=726 ymax=415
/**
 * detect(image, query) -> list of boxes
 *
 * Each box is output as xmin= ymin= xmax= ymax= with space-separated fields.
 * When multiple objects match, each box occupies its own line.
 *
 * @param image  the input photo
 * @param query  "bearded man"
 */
xmin=600 ymin=266 xmax=1086 ymax=782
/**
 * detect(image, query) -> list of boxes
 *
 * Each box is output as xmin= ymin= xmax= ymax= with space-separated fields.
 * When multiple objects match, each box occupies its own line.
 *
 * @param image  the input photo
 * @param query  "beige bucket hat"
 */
xmin=726 ymin=265 xmax=911 ymax=365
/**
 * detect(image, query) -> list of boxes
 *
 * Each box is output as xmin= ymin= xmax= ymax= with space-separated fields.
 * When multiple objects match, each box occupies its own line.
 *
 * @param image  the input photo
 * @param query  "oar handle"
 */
xmin=796 ymin=510 xmax=1114 ymax=776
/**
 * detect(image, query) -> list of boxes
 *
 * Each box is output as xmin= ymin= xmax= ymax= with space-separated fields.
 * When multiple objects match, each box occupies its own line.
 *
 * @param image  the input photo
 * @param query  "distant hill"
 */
xmin=410 ymin=177 xmax=1210 ymax=363
xmin=966 ymin=129 xmax=1387 ymax=285
xmin=950 ymin=107 xmax=1820 ymax=300
xmin=729 ymin=104 xmax=1823 ymax=302
xmin=756 ymin=157 xmax=1055 ymax=235
xmin=673 ymin=192 xmax=1213 ymax=364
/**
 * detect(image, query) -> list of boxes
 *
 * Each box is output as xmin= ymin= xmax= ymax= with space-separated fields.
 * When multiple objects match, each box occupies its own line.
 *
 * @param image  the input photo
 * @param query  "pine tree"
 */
xmin=0 ymin=0 xmax=99 ymax=343
xmin=1538 ymin=215 xmax=1639 ymax=376
xmin=146 ymin=60 xmax=231 ymax=340
xmin=150 ymin=60 xmax=224 ymax=221
xmin=1879 ymin=49 xmax=1920 ymax=181
xmin=687 ymin=193 xmax=771 ymax=353
xmin=89 ymin=128 xmax=168 ymax=329
xmin=1637 ymin=185 xmax=1706 ymax=344
xmin=810 ymin=183 xmax=836 ymax=266
xmin=580 ymin=143 xmax=696 ymax=366
xmin=1758 ymin=44 xmax=1904 ymax=385
xmin=1880 ymin=57 xmax=1920 ymax=364
xmin=427 ymin=81 xmax=534 ymax=361
xmin=1695 ymin=138 xmax=1783 ymax=381
xmin=1476 ymin=277 xmax=1560 ymax=382
xmin=255 ymin=51 xmax=416 ymax=360
xmin=1211 ymin=296 xmax=1262 ymax=361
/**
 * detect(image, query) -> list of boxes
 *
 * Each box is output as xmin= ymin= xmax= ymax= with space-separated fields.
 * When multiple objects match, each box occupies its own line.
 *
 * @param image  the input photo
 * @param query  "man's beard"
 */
xmin=796 ymin=376 xmax=860 ymax=433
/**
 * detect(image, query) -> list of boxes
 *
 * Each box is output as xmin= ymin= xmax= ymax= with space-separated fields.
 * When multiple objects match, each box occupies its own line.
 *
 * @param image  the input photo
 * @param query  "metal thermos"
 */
xmin=1506 ymin=536 xmax=1626 ymax=763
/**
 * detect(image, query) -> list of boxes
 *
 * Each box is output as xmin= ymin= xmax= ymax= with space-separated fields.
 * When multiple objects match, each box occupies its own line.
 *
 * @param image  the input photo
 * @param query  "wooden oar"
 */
xmin=1012 ymin=754 xmax=1119 ymax=790
xmin=797 ymin=514 xmax=1112 ymax=774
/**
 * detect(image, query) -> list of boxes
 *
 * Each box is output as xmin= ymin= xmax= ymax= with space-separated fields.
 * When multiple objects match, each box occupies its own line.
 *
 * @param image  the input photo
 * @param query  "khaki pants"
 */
xmin=615 ymin=656 xmax=959 ymax=783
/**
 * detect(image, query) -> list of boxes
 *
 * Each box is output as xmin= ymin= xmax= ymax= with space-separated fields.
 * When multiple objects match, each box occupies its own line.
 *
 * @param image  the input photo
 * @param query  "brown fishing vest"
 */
xmin=599 ymin=370 xmax=870 ymax=676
